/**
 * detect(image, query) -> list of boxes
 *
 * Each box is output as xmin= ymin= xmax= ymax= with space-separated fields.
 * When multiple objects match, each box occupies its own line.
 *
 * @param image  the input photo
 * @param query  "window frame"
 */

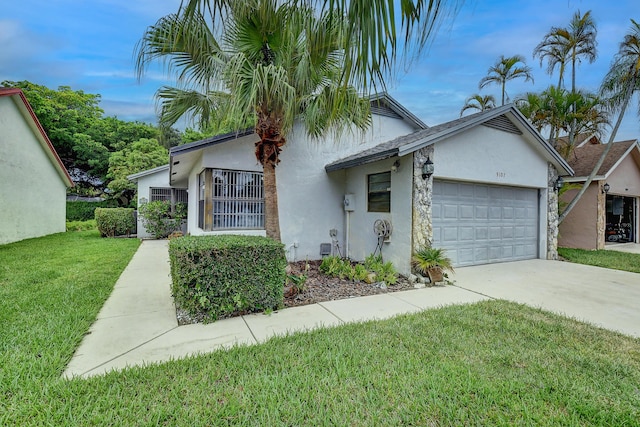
xmin=367 ymin=171 xmax=391 ymax=213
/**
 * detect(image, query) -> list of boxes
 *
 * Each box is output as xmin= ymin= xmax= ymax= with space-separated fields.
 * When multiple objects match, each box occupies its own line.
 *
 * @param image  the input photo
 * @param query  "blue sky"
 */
xmin=2 ymin=0 xmax=639 ymax=141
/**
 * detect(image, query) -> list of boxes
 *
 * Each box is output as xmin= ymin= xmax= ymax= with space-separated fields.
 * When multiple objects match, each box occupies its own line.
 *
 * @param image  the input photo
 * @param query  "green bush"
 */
xmin=66 ymin=200 xmax=117 ymax=221
xmin=138 ymin=200 xmax=187 ymax=239
xmin=320 ymin=254 xmax=398 ymax=285
xmin=94 ymin=208 xmax=136 ymax=237
xmin=169 ymin=235 xmax=286 ymax=322
xmin=66 ymin=219 xmax=97 ymax=232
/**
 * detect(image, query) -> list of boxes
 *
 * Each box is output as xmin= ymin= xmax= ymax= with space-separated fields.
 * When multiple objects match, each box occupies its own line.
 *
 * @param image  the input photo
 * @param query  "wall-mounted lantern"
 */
xmin=603 ymin=182 xmax=610 ymax=194
xmin=554 ymin=176 xmax=564 ymax=192
xmin=422 ymin=156 xmax=434 ymax=180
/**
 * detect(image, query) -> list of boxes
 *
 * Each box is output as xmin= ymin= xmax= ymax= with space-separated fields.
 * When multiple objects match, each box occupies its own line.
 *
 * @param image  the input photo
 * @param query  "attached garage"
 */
xmin=432 ymin=180 xmax=539 ymax=266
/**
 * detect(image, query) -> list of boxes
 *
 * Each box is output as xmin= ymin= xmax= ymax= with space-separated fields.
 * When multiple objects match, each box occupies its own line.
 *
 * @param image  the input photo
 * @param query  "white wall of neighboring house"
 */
xmin=276 ymin=115 xmax=417 ymax=263
xmin=0 ymin=96 xmax=68 ymax=245
xmin=134 ymin=167 xmax=171 ymax=238
xmin=433 ymin=124 xmax=551 ymax=259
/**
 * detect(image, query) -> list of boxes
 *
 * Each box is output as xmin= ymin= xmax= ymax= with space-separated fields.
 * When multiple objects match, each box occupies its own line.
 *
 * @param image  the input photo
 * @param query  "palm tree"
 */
xmin=478 ymin=55 xmax=534 ymax=105
xmin=533 ymin=32 xmax=569 ymax=90
xmin=136 ymin=0 xmax=457 ymax=241
xmin=459 ymin=94 xmax=496 ymax=116
xmin=559 ymin=19 xmax=640 ymax=224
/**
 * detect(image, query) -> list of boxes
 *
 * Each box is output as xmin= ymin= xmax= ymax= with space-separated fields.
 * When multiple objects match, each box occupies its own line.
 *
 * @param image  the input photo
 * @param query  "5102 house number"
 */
xmin=496 ymin=172 xmax=506 ymax=178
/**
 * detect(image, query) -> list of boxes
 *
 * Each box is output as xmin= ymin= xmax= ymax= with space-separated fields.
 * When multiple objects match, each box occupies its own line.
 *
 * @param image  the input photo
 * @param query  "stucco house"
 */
xmin=0 ymin=88 xmax=73 ymax=245
xmin=559 ymin=135 xmax=640 ymax=250
xmin=130 ymin=95 xmax=572 ymax=274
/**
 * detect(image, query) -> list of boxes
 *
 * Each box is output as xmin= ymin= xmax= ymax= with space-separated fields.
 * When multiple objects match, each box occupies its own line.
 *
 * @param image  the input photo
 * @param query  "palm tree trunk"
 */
xmin=558 ymin=72 xmax=636 ymax=224
xmin=263 ymin=162 xmax=281 ymax=241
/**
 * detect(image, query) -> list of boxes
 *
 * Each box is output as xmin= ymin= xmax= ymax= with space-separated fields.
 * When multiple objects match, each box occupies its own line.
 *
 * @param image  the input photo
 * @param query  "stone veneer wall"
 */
xmin=596 ymin=181 xmax=606 ymax=250
xmin=412 ymin=146 xmax=435 ymax=251
xmin=547 ymin=163 xmax=560 ymax=260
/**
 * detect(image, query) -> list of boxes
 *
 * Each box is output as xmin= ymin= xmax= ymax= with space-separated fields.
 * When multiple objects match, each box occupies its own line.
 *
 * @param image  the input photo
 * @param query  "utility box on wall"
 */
xmin=344 ymin=194 xmax=355 ymax=211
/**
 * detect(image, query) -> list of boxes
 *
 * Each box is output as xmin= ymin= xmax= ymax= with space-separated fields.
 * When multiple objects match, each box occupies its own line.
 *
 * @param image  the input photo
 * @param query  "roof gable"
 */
xmin=326 ymin=104 xmax=573 ymax=176
xmin=566 ymin=139 xmax=640 ymax=179
xmin=0 ymin=88 xmax=73 ymax=187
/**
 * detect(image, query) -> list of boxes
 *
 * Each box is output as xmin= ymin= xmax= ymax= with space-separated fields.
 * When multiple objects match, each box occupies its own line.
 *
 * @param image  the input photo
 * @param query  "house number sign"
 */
xmin=496 ymin=172 xmax=506 ymax=178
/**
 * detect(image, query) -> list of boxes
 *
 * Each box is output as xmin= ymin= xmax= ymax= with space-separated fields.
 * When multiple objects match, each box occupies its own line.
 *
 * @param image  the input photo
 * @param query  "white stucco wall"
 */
xmin=433 ymin=125 xmax=551 ymax=260
xmin=134 ymin=167 xmax=172 ymax=238
xmin=342 ymin=155 xmax=414 ymax=274
xmin=276 ymin=115 xmax=417 ymax=263
xmin=0 ymin=97 xmax=68 ymax=244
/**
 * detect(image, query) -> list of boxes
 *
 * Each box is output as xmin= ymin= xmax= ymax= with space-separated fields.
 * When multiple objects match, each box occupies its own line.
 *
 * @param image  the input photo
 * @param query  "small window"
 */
xmin=368 ymin=172 xmax=391 ymax=212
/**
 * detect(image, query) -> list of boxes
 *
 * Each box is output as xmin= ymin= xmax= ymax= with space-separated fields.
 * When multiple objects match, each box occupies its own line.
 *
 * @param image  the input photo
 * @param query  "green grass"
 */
xmin=65 ymin=219 xmax=97 ymax=231
xmin=559 ymin=247 xmax=640 ymax=273
xmin=2 ymin=233 xmax=640 ymax=425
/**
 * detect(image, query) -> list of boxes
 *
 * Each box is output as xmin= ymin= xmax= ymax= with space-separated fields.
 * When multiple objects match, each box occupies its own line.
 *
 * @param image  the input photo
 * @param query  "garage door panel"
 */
xmin=432 ymin=180 xmax=539 ymax=267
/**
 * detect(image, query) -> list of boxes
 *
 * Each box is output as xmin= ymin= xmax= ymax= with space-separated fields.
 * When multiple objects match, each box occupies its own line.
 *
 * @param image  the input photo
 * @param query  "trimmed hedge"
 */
xmin=169 ymin=235 xmax=286 ymax=322
xmin=95 ymin=208 xmax=136 ymax=237
xmin=66 ymin=200 xmax=117 ymax=221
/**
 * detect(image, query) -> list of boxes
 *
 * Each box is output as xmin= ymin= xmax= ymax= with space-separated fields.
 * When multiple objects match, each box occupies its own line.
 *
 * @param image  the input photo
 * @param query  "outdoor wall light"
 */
xmin=603 ymin=182 xmax=611 ymax=194
xmin=422 ymin=157 xmax=434 ymax=180
xmin=554 ymin=176 xmax=564 ymax=192
xmin=391 ymin=160 xmax=400 ymax=173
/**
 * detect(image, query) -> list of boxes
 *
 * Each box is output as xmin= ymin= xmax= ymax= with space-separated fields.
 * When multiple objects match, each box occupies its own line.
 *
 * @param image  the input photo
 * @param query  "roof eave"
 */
xmin=325 ymin=148 xmax=399 ymax=172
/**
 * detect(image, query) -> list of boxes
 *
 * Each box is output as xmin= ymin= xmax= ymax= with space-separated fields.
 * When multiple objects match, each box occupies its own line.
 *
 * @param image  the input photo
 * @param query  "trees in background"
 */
xmin=478 ymin=55 xmax=534 ymax=106
xmin=2 ymin=80 xmax=171 ymax=203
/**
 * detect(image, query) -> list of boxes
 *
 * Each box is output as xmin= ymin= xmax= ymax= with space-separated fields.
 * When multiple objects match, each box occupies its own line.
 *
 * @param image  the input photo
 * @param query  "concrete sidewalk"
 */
xmin=63 ymin=240 xmax=488 ymax=378
xmin=65 ymin=241 xmax=640 ymax=378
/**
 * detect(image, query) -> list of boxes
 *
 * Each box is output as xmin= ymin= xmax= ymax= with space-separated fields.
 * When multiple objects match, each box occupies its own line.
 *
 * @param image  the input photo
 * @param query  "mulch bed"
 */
xmin=283 ymin=260 xmax=416 ymax=307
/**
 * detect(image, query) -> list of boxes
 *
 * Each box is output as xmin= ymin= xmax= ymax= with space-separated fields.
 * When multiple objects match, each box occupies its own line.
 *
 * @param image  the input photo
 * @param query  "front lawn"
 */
xmin=2 ymin=232 xmax=639 ymax=425
xmin=559 ymin=247 xmax=640 ymax=273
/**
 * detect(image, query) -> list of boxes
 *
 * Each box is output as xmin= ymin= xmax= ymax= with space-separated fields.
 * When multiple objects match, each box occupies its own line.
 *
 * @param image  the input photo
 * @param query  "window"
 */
xmin=368 ymin=172 xmax=391 ymax=212
xmin=150 ymin=187 xmax=187 ymax=204
xmin=199 ymin=168 xmax=265 ymax=230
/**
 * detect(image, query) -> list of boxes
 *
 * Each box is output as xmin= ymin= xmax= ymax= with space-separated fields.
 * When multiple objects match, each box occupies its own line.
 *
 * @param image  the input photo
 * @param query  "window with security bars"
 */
xmin=150 ymin=188 xmax=188 ymax=204
xmin=368 ymin=172 xmax=391 ymax=212
xmin=211 ymin=169 xmax=264 ymax=229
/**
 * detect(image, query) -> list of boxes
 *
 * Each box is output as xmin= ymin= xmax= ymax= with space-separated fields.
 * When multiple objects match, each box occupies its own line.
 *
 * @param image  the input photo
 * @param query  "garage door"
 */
xmin=432 ymin=180 xmax=539 ymax=267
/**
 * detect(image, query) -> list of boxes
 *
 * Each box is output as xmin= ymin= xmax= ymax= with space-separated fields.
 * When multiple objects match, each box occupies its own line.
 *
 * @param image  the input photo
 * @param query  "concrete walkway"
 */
xmin=605 ymin=242 xmax=640 ymax=254
xmin=64 ymin=241 xmax=640 ymax=379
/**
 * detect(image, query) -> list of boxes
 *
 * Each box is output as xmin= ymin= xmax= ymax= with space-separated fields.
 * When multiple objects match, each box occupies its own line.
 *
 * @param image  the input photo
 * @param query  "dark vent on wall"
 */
xmin=482 ymin=115 xmax=522 ymax=135
xmin=370 ymin=100 xmax=402 ymax=119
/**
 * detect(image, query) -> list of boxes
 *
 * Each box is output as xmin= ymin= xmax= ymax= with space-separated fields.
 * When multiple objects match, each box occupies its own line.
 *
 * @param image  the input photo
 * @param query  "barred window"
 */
xmin=150 ymin=187 xmax=187 ymax=204
xmin=210 ymin=169 xmax=264 ymax=230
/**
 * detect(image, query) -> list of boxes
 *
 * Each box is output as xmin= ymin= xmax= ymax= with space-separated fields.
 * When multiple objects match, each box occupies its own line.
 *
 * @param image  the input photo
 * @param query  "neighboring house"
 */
xmin=0 ymin=88 xmax=74 ymax=245
xmin=559 ymin=136 xmax=640 ymax=250
xmin=131 ymin=95 xmax=572 ymax=273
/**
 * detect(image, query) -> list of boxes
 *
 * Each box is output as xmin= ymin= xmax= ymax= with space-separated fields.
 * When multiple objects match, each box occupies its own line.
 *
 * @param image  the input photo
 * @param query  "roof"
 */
xmin=0 ymin=88 xmax=74 ymax=187
xmin=325 ymin=104 xmax=574 ymax=176
xmin=565 ymin=139 xmax=640 ymax=180
xmin=167 ymin=93 xmax=428 ymax=185
xmin=127 ymin=164 xmax=169 ymax=181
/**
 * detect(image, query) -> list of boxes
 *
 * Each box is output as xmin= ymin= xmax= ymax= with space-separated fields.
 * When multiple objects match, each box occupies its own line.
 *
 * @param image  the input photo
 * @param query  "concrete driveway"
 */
xmin=454 ymin=259 xmax=640 ymax=338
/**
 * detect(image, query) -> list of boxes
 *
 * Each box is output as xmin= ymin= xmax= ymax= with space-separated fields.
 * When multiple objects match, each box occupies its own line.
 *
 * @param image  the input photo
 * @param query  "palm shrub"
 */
xmin=412 ymin=247 xmax=454 ymax=281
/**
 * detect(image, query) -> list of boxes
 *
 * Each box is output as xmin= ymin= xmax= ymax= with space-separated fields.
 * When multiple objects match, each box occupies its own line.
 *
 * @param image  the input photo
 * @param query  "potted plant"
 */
xmin=411 ymin=247 xmax=454 ymax=284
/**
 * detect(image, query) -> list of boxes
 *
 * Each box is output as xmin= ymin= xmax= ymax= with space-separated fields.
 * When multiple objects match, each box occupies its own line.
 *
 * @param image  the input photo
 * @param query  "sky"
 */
xmin=2 ymin=0 xmax=640 ymax=141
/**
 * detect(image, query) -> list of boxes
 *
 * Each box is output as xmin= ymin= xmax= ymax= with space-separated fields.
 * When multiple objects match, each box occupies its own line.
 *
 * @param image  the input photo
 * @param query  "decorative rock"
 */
xmin=413 ymin=283 xmax=426 ymax=289
xmin=374 ymin=281 xmax=387 ymax=289
xmin=408 ymin=274 xmax=418 ymax=284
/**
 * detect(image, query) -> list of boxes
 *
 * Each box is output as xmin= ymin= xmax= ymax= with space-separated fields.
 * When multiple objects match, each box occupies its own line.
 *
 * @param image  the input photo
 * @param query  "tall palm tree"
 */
xmin=559 ymin=19 xmax=640 ymax=224
xmin=533 ymin=32 xmax=569 ymax=90
xmin=459 ymin=94 xmax=496 ymax=116
xmin=478 ymin=55 xmax=534 ymax=105
xmin=136 ymin=0 xmax=457 ymax=241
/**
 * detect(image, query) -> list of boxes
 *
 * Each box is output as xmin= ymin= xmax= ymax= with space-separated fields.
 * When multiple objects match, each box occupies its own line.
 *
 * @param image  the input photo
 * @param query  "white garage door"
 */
xmin=432 ymin=180 xmax=539 ymax=267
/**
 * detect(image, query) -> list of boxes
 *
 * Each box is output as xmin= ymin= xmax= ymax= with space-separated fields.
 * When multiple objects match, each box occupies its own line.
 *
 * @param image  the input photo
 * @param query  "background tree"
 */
xmin=460 ymin=94 xmax=496 ymax=116
xmin=107 ymin=138 xmax=169 ymax=205
xmin=559 ymin=18 xmax=640 ymax=224
xmin=478 ymin=55 xmax=534 ymax=105
xmin=137 ymin=0 xmax=458 ymax=241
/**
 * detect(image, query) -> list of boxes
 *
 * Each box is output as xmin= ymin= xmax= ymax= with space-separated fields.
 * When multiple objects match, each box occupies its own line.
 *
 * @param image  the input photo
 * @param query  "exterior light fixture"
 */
xmin=554 ymin=176 xmax=564 ymax=192
xmin=391 ymin=160 xmax=400 ymax=172
xmin=422 ymin=156 xmax=434 ymax=180
xmin=603 ymin=183 xmax=610 ymax=194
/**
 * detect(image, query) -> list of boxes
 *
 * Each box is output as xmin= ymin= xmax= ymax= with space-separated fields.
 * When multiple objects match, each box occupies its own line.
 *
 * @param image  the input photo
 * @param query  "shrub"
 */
xmin=66 ymin=219 xmax=97 ymax=232
xmin=364 ymin=254 xmax=399 ymax=285
xmin=138 ymin=200 xmax=187 ymax=239
xmin=320 ymin=254 xmax=399 ymax=285
xmin=94 ymin=208 xmax=136 ymax=237
xmin=169 ymin=235 xmax=286 ymax=322
xmin=66 ymin=200 xmax=117 ymax=221
xmin=319 ymin=256 xmax=352 ymax=279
